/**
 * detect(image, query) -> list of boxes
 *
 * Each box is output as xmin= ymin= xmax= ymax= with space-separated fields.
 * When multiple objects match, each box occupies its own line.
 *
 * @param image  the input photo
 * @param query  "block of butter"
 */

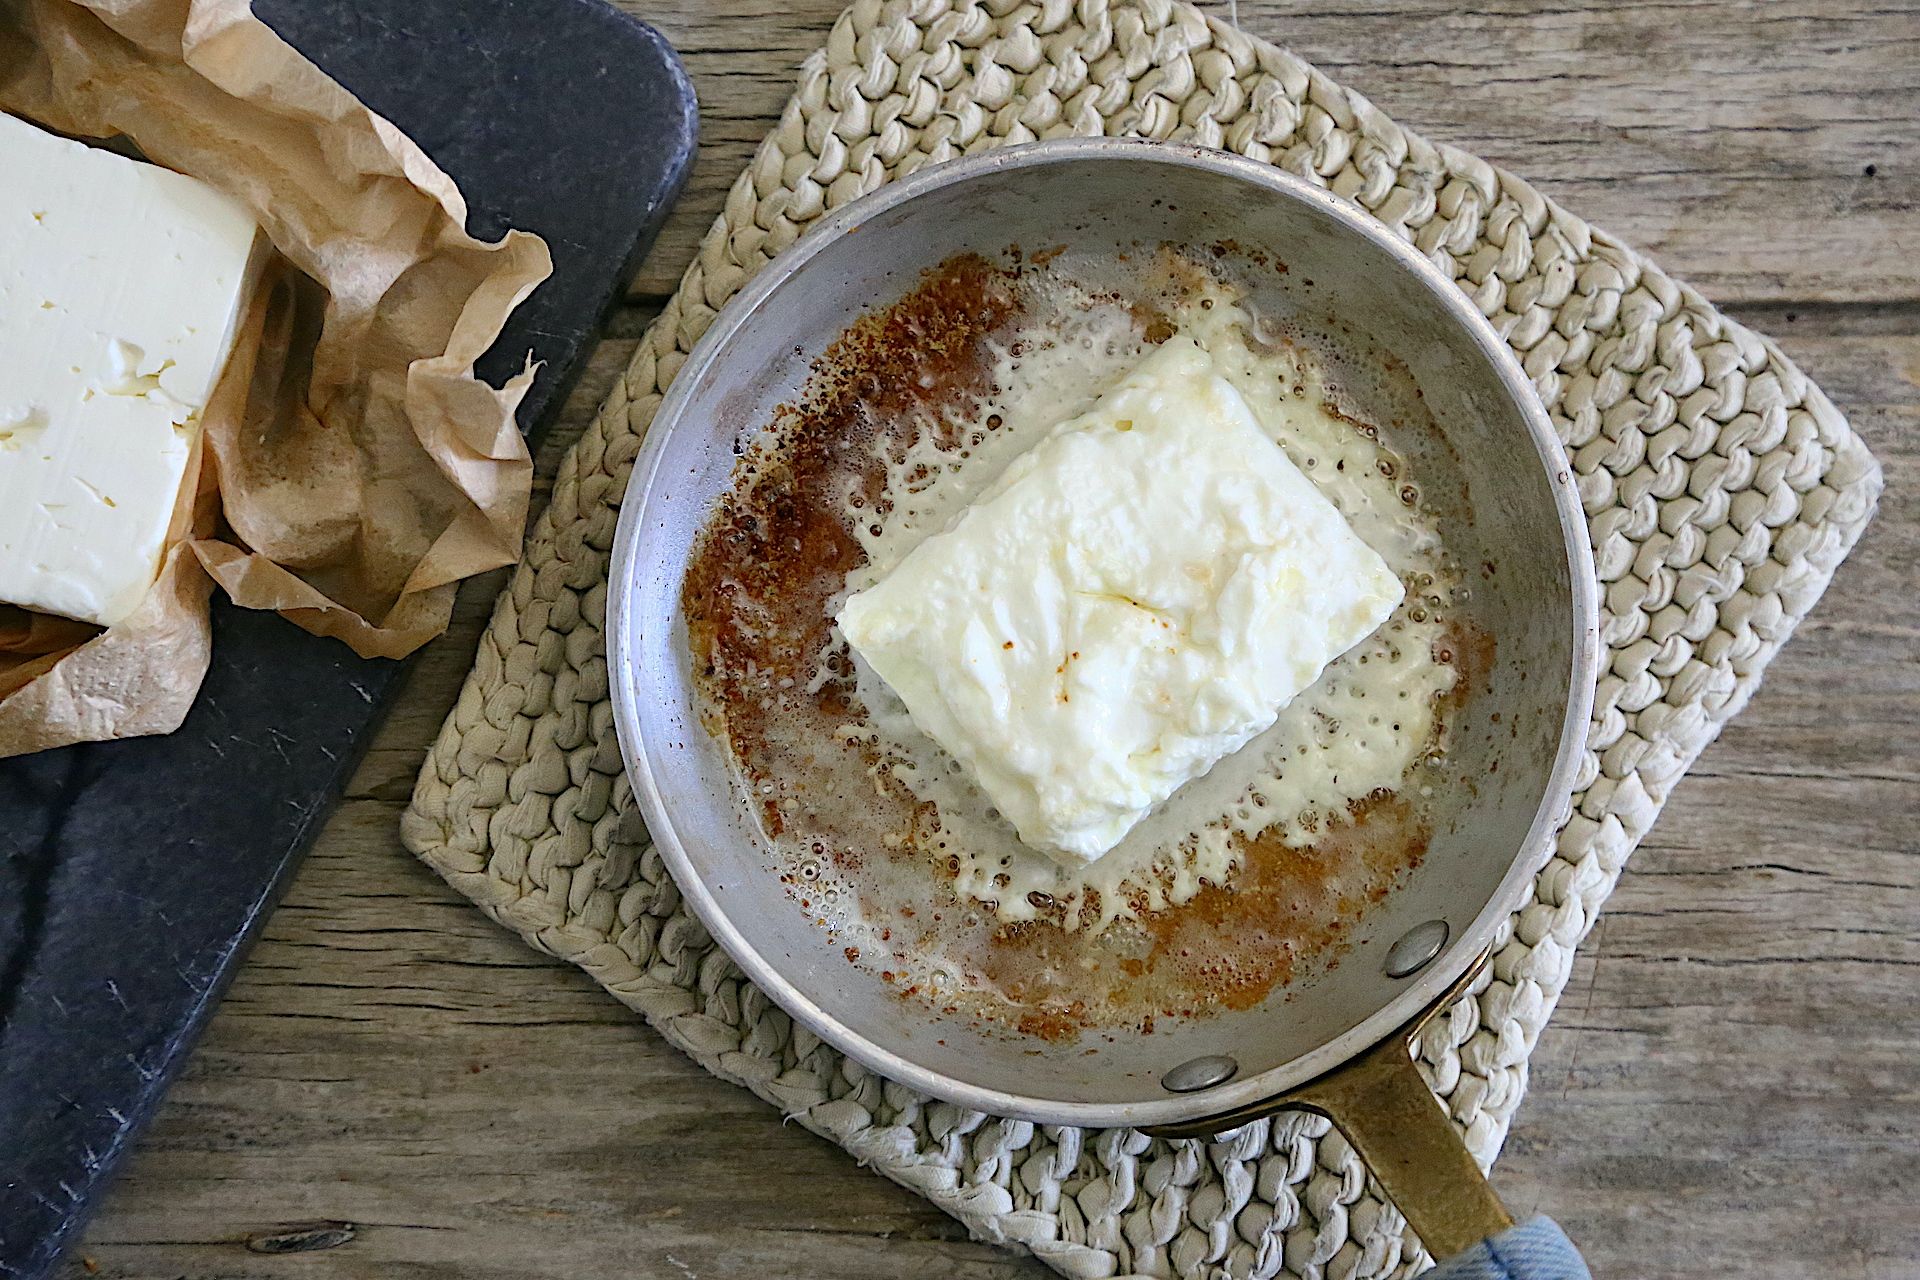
xmin=837 ymin=336 xmax=1404 ymax=865
xmin=0 ymin=111 xmax=261 ymax=627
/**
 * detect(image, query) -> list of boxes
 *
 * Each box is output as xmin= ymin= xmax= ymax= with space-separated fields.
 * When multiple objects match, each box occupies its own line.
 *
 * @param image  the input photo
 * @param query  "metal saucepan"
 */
xmin=607 ymin=139 xmax=1599 ymax=1263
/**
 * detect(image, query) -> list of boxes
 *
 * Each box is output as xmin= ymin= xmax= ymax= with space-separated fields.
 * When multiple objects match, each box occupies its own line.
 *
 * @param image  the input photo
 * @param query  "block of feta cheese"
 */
xmin=837 ymin=335 xmax=1405 ymax=866
xmin=0 ymin=111 xmax=261 ymax=627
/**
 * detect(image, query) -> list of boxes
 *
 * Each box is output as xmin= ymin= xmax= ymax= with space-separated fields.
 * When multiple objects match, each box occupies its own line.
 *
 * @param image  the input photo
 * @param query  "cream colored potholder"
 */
xmin=402 ymin=2 xmax=1882 ymax=1276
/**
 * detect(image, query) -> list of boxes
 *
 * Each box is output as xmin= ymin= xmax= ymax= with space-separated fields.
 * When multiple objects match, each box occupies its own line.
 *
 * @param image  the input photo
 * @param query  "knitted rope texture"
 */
xmin=402 ymin=3 xmax=1882 ymax=1276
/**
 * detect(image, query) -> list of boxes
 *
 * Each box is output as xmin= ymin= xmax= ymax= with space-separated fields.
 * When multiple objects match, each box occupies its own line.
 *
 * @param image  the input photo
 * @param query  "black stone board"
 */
xmin=0 ymin=5 xmax=696 ymax=1276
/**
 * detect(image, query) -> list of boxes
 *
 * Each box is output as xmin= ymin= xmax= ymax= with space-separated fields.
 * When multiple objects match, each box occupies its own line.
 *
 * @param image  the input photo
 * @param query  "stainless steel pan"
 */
xmin=607 ymin=139 xmax=1599 ymax=1259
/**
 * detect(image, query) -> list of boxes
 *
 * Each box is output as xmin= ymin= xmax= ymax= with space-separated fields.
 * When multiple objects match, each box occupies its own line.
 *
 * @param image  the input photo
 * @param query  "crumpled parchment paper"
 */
xmin=0 ymin=0 xmax=553 ymax=756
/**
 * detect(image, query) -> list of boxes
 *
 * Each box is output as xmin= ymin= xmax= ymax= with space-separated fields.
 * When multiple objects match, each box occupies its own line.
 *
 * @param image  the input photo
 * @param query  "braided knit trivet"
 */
xmin=402 ymin=3 xmax=1883 ymax=1275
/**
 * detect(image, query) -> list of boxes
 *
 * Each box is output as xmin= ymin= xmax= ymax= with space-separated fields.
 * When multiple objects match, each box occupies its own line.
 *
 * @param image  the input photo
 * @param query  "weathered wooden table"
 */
xmin=62 ymin=3 xmax=1917 ymax=1277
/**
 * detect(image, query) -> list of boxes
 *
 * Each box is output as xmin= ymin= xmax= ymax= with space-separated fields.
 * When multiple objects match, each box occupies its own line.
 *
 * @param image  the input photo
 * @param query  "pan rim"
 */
xmin=607 ymin=136 xmax=1601 ymax=1128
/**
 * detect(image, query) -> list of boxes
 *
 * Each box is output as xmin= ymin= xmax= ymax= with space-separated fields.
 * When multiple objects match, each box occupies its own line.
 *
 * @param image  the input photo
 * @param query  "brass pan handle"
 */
xmin=1143 ymin=948 xmax=1512 ymax=1261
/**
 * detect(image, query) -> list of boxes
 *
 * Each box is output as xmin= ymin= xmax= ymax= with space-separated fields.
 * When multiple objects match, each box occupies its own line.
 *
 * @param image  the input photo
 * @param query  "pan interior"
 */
xmin=613 ymin=146 xmax=1583 ymax=1122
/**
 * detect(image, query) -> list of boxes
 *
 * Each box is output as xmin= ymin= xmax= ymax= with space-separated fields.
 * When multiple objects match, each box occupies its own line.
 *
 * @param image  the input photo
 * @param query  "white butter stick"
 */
xmin=837 ymin=336 xmax=1404 ymax=865
xmin=0 ymin=111 xmax=262 ymax=627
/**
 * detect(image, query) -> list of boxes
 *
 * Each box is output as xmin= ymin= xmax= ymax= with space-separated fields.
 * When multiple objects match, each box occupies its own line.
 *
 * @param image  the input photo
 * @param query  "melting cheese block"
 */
xmin=837 ymin=336 xmax=1405 ymax=865
xmin=0 ymin=111 xmax=261 ymax=627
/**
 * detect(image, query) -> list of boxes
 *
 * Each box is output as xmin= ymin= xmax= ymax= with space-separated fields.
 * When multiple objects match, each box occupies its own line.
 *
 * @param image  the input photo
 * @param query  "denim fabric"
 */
xmin=1426 ymin=1216 xmax=1593 ymax=1280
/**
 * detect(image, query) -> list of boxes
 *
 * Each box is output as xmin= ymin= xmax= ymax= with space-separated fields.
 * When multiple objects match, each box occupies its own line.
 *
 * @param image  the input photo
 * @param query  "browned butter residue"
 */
xmin=682 ymin=253 xmax=1017 ymax=840
xmin=970 ymin=793 xmax=1426 ymax=1033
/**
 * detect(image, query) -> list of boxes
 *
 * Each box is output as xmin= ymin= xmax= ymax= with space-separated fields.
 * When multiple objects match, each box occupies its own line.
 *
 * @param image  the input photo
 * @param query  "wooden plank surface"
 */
xmin=62 ymin=3 xmax=1918 ymax=1278
xmin=627 ymin=0 xmax=1920 ymax=305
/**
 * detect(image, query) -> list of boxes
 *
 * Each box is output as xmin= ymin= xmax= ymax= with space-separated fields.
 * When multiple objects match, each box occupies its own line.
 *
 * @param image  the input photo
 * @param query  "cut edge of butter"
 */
xmin=0 ymin=110 xmax=263 ymax=627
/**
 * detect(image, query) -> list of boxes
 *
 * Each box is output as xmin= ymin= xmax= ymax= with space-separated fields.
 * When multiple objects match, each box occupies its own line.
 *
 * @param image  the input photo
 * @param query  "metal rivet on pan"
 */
xmin=1161 ymin=1054 xmax=1239 ymax=1093
xmin=1385 ymin=919 xmax=1450 ymax=978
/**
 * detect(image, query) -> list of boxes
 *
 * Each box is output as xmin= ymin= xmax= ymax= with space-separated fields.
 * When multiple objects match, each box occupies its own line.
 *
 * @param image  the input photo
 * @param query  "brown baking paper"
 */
xmin=0 ymin=0 xmax=552 ymax=757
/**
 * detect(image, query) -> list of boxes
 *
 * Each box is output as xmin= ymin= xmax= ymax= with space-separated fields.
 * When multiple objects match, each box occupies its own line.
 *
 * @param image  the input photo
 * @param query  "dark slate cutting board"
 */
xmin=0 ymin=5 xmax=696 ymax=1276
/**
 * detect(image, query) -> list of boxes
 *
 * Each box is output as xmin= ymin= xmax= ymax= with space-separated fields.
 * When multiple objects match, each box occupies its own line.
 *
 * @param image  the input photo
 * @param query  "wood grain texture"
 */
xmin=625 ymin=0 xmax=1920 ymax=305
xmin=62 ymin=3 xmax=1918 ymax=1278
